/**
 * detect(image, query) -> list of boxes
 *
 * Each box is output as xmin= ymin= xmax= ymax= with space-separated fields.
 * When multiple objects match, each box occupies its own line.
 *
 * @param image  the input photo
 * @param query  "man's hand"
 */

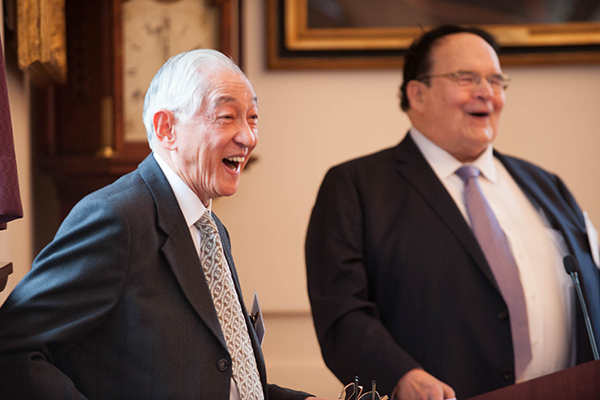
xmin=393 ymin=368 xmax=456 ymax=400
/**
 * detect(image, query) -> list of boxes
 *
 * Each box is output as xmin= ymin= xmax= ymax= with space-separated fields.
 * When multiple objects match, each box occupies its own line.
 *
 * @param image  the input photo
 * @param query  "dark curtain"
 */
xmin=0 ymin=41 xmax=22 ymax=230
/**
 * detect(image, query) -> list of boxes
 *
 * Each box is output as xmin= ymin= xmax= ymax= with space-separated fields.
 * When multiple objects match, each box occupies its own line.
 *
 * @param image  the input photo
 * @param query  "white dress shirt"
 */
xmin=409 ymin=129 xmax=575 ymax=382
xmin=154 ymin=153 xmax=243 ymax=400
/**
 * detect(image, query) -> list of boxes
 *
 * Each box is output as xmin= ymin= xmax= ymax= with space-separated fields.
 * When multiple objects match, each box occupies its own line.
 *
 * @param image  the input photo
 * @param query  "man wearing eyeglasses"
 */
xmin=306 ymin=25 xmax=600 ymax=400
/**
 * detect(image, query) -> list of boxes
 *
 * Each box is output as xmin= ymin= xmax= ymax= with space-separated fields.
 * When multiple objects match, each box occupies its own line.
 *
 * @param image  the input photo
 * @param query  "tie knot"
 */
xmin=455 ymin=165 xmax=480 ymax=183
xmin=196 ymin=210 xmax=217 ymax=235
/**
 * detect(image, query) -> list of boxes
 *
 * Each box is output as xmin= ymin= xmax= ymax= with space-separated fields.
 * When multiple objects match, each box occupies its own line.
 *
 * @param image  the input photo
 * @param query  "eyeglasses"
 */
xmin=418 ymin=70 xmax=511 ymax=92
xmin=338 ymin=377 xmax=389 ymax=400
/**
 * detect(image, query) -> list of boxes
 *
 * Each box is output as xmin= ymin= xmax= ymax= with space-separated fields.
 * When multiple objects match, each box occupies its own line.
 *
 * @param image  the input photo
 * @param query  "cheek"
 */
xmin=494 ymin=93 xmax=506 ymax=111
xmin=443 ymin=93 xmax=470 ymax=117
xmin=492 ymin=103 xmax=504 ymax=125
xmin=200 ymin=134 xmax=224 ymax=161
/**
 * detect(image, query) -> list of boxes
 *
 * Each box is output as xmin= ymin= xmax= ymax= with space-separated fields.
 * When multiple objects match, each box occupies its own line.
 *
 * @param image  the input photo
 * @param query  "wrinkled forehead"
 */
xmin=203 ymin=71 xmax=257 ymax=109
xmin=429 ymin=32 xmax=501 ymax=73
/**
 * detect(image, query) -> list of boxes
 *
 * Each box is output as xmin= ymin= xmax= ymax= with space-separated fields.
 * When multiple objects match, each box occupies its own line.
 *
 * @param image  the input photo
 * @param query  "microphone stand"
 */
xmin=563 ymin=255 xmax=599 ymax=360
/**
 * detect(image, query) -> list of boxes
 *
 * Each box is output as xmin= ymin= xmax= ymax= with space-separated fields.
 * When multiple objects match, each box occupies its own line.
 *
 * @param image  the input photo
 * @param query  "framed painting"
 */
xmin=267 ymin=0 xmax=600 ymax=69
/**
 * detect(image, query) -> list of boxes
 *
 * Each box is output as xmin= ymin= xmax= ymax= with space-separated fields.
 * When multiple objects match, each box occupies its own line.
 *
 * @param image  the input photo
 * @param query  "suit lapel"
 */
xmin=394 ymin=135 xmax=500 ymax=290
xmin=495 ymin=151 xmax=582 ymax=250
xmin=497 ymin=152 xmax=600 ymax=354
xmin=137 ymin=156 xmax=227 ymax=350
xmin=138 ymin=156 xmax=267 ymax=386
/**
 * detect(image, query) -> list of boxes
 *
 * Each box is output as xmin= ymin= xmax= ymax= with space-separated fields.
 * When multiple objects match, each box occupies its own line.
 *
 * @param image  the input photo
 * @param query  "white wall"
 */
xmin=210 ymin=1 xmax=600 ymax=397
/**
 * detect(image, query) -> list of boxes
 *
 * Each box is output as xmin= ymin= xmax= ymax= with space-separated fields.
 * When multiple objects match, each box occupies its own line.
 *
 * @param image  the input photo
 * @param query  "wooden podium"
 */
xmin=467 ymin=360 xmax=600 ymax=400
xmin=0 ymin=262 xmax=12 ymax=292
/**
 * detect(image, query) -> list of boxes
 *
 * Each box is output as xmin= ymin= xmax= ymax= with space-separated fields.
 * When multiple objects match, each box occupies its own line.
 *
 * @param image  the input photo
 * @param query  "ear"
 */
xmin=153 ymin=110 xmax=177 ymax=150
xmin=406 ymin=80 xmax=427 ymax=113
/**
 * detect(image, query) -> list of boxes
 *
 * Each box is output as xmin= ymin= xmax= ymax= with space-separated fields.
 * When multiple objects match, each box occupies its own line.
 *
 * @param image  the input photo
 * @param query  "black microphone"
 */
xmin=563 ymin=255 xmax=599 ymax=360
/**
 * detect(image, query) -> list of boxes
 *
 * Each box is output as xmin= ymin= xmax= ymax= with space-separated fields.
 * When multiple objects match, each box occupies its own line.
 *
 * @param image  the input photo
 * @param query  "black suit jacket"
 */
xmin=0 ymin=155 xmax=311 ymax=400
xmin=306 ymin=134 xmax=600 ymax=399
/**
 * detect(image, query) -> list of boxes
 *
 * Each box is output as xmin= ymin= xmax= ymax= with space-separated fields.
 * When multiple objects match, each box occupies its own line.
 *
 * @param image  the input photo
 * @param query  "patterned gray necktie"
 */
xmin=456 ymin=165 xmax=532 ymax=378
xmin=196 ymin=210 xmax=264 ymax=400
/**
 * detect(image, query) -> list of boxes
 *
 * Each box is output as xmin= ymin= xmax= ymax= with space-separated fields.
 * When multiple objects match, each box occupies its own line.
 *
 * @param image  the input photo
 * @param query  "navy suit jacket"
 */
xmin=306 ymin=134 xmax=600 ymax=399
xmin=0 ymin=156 xmax=310 ymax=400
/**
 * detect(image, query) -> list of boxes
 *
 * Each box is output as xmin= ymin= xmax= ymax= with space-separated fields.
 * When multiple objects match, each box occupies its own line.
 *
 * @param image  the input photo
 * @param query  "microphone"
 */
xmin=563 ymin=255 xmax=599 ymax=360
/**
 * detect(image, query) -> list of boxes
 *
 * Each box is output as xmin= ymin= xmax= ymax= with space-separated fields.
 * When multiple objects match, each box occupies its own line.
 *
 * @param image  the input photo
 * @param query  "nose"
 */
xmin=473 ymin=77 xmax=494 ymax=100
xmin=234 ymin=120 xmax=257 ymax=150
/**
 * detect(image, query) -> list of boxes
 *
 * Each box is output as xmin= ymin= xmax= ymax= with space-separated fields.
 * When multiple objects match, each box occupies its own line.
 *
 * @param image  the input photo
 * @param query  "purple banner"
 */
xmin=0 ymin=41 xmax=22 ymax=230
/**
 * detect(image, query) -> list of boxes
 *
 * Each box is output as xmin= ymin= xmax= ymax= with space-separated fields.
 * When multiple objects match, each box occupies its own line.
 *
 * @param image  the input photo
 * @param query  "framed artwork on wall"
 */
xmin=267 ymin=0 xmax=600 ymax=69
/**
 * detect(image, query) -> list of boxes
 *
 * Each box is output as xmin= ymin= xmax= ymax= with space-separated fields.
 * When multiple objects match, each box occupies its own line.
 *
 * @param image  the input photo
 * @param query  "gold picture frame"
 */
xmin=267 ymin=0 xmax=600 ymax=69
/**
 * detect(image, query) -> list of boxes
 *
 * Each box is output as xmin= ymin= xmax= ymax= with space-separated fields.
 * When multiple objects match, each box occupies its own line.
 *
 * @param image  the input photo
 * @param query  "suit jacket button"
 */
xmin=497 ymin=310 xmax=508 ymax=320
xmin=502 ymin=368 xmax=514 ymax=380
xmin=217 ymin=359 xmax=229 ymax=372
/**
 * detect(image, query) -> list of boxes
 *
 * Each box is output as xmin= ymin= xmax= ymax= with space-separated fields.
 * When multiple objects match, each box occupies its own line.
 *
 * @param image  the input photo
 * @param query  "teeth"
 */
xmin=226 ymin=156 xmax=245 ymax=162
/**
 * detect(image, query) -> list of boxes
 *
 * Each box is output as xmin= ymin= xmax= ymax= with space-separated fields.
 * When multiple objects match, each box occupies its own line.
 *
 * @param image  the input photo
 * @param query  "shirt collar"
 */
xmin=153 ymin=152 xmax=210 ymax=227
xmin=409 ymin=127 xmax=497 ymax=183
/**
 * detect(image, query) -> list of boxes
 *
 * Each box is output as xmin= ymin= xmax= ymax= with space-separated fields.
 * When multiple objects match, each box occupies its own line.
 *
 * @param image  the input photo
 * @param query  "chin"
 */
xmin=217 ymin=186 xmax=240 ymax=198
xmin=470 ymin=128 xmax=495 ymax=145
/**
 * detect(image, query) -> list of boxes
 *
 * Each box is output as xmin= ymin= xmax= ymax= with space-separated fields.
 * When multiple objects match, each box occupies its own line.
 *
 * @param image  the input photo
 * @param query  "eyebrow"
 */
xmin=213 ymin=96 xmax=236 ymax=107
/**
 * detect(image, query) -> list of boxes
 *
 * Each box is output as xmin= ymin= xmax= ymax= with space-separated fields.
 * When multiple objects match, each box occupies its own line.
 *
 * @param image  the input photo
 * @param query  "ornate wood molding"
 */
xmin=17 ymin=0 xmax=67 ymax=85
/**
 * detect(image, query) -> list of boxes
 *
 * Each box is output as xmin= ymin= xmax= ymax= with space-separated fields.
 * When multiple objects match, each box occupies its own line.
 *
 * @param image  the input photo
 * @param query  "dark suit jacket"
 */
xmin=0 ymin=156 xmax=311 ymax=400
xmin=306 ymin=134 xmax=600 ymax=399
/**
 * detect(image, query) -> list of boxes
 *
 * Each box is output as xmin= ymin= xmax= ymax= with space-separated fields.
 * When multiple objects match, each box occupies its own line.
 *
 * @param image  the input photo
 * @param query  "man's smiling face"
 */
xmin=171 ymin=70 xmax=258 ymax=205
xmin=417 ymin=33 xmax=505 ymax=163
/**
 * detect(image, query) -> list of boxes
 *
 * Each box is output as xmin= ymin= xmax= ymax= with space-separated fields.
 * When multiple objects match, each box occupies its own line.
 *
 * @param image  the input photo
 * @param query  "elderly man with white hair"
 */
xmin=0 ymin=49 xmax=333 ymax=400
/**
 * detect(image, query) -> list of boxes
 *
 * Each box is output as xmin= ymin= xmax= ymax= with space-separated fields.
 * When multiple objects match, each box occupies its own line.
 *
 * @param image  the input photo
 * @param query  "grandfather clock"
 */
xmin=31 ymin=0 xmax=242 ymax=219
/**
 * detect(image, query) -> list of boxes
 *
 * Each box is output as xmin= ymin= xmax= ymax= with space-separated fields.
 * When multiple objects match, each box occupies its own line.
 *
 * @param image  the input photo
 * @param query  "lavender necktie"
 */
xmin=456 ymin=165 xmax=532 ymax=378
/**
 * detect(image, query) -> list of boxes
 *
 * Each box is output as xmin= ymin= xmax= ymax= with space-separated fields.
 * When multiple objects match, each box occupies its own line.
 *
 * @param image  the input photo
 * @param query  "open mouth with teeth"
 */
xmin=469 ymin=111 xmax=490 ymax=117
xmin=223 ymin=156 xmax=245 ymax=171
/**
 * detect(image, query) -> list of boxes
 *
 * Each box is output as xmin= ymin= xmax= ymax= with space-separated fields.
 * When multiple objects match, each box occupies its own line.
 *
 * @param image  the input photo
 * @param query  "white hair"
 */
xmin=142 ymin=49 xmax=250 ymax=149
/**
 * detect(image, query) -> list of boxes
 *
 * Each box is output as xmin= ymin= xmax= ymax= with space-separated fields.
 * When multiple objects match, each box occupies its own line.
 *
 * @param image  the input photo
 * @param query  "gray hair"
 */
xmin=142 ymin=49 xmax=250 ymax=149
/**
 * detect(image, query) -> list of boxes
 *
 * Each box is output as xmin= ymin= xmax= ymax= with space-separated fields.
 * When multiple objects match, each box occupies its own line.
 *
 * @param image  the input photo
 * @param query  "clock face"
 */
xmin=122 ymin=0 xmax=218 ymax=142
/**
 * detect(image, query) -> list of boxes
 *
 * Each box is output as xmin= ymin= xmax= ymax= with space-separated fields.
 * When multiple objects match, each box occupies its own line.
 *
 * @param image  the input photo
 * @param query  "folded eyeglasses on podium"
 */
xmin=338 ymin=377 xmax=388 ymax=400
